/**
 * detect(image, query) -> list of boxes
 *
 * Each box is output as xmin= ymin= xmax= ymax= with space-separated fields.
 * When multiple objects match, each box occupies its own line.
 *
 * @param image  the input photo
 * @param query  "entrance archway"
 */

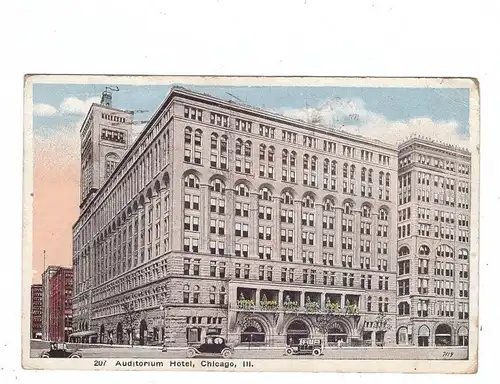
xmin=99 ymin=324 xmax=105 ymax=344
xmin=435 ymin=324 xmax=452 ymax=346
xmin=240 ymin=320 xmax=266 ymax=344
xmin=286 ymin=320 xmax=310 ymax=345
xmin=139 ymin=320 xmax=147 ymax=346
xmin=117 ymin=323 xmax=124 ymax=345
xmin=418 ymin=325 xmax=430 ymax=346
xmin=397 ymin=327 xmax=408 ymax=345
xmin=327 ymin=322 xmax=348 ymax=343
xmin=458 ymin=326 xmax=469 ymax=346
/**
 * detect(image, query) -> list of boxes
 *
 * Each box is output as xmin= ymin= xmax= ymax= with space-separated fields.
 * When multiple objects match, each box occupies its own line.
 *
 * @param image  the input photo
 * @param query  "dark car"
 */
xmin=186 ymin=335 xmax=233 ymax=359
xmin=40 ymin=342 xmax=82 ymax=358
xmin=285 ymin=338 xmax=323 ymax=356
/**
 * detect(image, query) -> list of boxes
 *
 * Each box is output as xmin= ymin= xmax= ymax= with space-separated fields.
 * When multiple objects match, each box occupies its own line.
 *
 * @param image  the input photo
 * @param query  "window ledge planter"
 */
xmin=237 ymin=299 xmax=255 ymax=309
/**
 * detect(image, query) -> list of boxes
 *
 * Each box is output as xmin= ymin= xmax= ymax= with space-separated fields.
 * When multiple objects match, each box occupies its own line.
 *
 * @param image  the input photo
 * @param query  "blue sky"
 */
xmin=32 ymin=83 xmax=470 ymax=142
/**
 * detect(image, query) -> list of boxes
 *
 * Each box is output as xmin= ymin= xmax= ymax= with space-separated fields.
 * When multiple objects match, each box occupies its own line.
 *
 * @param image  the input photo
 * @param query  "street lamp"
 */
xmin=159 ymin=304 xmax=167 ymax=352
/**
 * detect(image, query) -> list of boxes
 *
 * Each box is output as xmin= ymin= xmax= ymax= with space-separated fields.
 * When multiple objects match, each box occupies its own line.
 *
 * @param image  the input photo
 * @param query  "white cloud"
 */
xmin=59 ymin=96 xmax=100 ymax=116
xmin=131 ymin=123 xmax=147 ymax=142
xmin=279 ymin=97 xmax=470 ymax=149
xmin=33 ymin=103 xmax=57 ymax=116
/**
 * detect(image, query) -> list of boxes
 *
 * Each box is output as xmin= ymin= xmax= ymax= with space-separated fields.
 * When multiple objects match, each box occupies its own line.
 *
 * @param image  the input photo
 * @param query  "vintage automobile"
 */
xmin=285 ymin=338 xmax=324 ymax=356
xmin=186 ymin=335 xmax=234 ymax=359
xmin=40 ymin=342 xmax=82 ymax=358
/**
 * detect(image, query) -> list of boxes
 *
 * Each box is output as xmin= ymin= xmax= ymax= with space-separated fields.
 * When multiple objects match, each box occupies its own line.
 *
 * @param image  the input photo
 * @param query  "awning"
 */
xmin=68 ymin=330 xmax=98 ymax=338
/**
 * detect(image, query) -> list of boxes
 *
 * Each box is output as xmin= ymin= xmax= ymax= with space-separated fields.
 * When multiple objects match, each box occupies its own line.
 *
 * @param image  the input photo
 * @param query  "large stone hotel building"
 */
xmin=395 ymin=138 xmax=471 ymax=347
xmin=71 ymin=87 xmax=470 ymax=348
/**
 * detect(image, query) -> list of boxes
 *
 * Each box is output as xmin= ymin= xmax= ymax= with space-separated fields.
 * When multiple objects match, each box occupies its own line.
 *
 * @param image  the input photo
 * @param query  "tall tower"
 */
xmin=79 ymin=87 xmax=134 ymax=207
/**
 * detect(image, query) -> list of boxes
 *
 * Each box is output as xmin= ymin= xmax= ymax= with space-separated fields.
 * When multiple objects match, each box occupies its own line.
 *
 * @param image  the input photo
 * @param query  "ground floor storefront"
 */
xmin=395 ymin=321 xmax=469 ymax=347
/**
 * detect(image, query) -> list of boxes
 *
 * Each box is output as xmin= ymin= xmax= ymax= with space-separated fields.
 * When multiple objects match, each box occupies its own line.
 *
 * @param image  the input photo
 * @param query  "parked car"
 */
xmin=186 ymin=335 xmax=233 ymax=359
xmin=285 ymin=338 xmax=324 ymax=356
xmin=40 ymin=342 xmax=82 ymax=358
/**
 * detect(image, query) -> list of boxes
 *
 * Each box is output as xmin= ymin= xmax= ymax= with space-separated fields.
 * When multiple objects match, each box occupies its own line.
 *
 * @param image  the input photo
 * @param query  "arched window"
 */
xmin=290 ymin=151 xmax=297 ymax=167
xmin=324 ymin=198 xmax=335 ymax=211
xmin=210 ymin=133 xmax=218 ymax=150
xmin=331 ymin=160 xmax=337 ymax=176
xmin=378 ymin=297 xmax=383 ymax=312
xmin=236 ymin=139 xmax=243 ymax=155
xmin=244 ymin=141 xmax=252 ymax=156
xmin=385 ymin=172 xmax=391 ymax=187
xmin=368 ymin=169 xmax=373 ymax=183
xmin=259 ymin=144 xmax=266 ymax=160
xmin=361 ymin=167 xmax=366 ymax=182
xmin=379 ymin=171 xmax=384 ymax=186
xmin=184 ymin=174 xmax=200 ymax=189
xmin=282 ymin=149 xmax=289 ymax=165
xmin=268 ymin=146 xmax=275 ymax=162
xmin=235 ymin=183 xmax=249 ymax=197
xmin=437 ymin=244 xmax=454 ymax=258
xmin=379 ymin=208 xmax=388 ymax=221
xmin=419 ymin=245 xmax=431 ymax=256
xmin=194 ymin=129 xmax=202 ymax=146
xmin=344 ymin=201 xmax=353 ymax=215
xmin=183 ymin=284 xmax=190 ymax=291
xmin=281 ymin=191 xmax=294 ymax=205
xmin=343 ymin=163 xmax=348 ymax=178
xmin=105 ymin=152 xmax=120 ymax=178
xmin=399 ymin=246 xmax=410 ymax=256
xmin=211 ymin=178 xmax=225 ymax=193
xmin=220 ymin=135 xmax=227 ymax=154
xmin=324 ymin=159 xmax=330 ymax=173
xmin=361 ymin=204 xmax=371 ymax=217
xmin=311 ymin=156 xmax=317 ymax=171
xmin=303 ymin=195 xmax=315 ymax=208
xmin=367 ymin=296 xmax=372 ymax=311
xmin=350 ymin=164 xmax=355 ymax=179
xmin=184 ymin=127 xmax=192 ymax=144
xmin=259 ymin=187 xmax=272 ymax=201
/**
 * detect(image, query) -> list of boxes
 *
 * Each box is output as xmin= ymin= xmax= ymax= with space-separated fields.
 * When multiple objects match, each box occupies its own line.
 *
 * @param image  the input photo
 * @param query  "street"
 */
xmin=30 ymin=340 xmax=468 ymax=360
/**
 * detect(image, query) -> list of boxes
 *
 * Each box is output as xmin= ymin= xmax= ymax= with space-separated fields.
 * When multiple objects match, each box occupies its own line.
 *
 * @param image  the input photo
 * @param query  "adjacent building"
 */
xmin=41 ymin=265 xmax=60 ymax=340
xmin=395 ymin=137 xmax=471 ymax=347
xmin=48 ymin=267 xmax=73 ymax=342
xmin=30 ymin=284 xmax=43 ymax=339
xmin=72 ymin=87 xmax=401 ymax=347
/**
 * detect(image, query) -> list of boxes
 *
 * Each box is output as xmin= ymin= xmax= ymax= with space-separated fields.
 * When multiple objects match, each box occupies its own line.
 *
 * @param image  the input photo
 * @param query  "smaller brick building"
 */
xmin=30 ymin=284 xmax=43 ymax=339
xmin=48 ymin=268 xmax=73 ymax=342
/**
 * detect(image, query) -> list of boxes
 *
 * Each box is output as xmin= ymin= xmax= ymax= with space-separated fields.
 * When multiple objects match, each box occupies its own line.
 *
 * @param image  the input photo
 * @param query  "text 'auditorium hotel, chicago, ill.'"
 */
xmin=70 ymin=86 xmax=471 ymax=349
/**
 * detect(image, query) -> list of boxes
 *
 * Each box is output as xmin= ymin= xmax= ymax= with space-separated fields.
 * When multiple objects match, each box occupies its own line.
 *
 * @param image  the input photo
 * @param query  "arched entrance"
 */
xmin=139 ymin=320 xmax=147 ymax=346
xmin=117 ymin=323 xmax=124 ymax=345
xmin=240 ymin=319 xmax=266 ymax=344
xmin=327 ymin=322 xmax=348 ymax=343
xmin=286 ymin=320 xmax=310 ymax=345
xmin=458 ymin=326 xmax=469 ymax=346
xmin=435 ymin=324 xmax=452 ymax=346
xmin=418 ymin=325 xmax=430 ymax=346
xmin=397 ymin=327 xmax=408 ymax=345
xmin=99 ymin=324 xmax=105 ymax=344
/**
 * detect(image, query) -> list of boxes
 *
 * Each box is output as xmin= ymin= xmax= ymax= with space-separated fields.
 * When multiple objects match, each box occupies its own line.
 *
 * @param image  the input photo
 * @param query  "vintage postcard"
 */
xmin=22 ymin=76 xmax=479 ymax=373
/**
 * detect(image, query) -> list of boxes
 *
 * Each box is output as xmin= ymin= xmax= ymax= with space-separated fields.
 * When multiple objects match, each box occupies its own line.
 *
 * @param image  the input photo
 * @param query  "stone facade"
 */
xmin=395 ymin=138 xmax=471 ymax=347
xmin=72 ymin=87 xmax=418 ymax=347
